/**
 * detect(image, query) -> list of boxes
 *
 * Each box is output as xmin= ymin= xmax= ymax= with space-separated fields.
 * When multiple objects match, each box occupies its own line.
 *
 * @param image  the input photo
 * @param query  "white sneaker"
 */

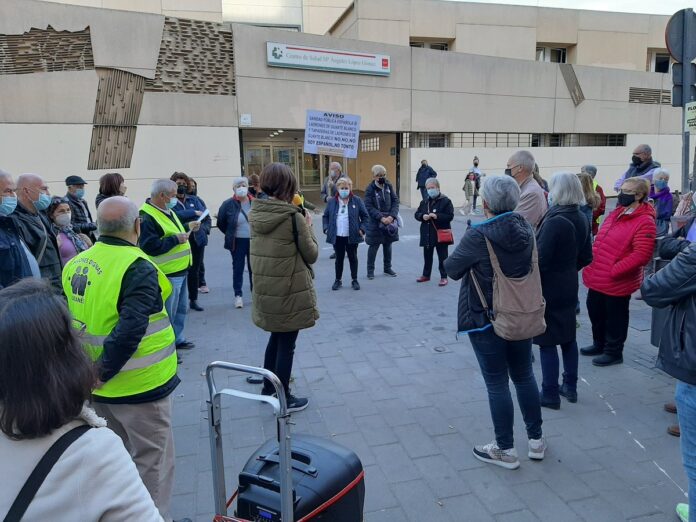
xmin=528 ymin=437 xmax=547 ymax=460
xmin=473 ymin=441 xmax=520 ymax=470
xmin=235 ymin=296 xmax=243 ymax=309
xmin=459 ymin=208 xmax=467 ymax=216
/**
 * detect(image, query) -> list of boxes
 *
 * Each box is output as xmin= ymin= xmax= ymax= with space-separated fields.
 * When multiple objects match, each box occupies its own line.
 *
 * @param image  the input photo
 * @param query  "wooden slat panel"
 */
xmin=629 ymin=87 xmax=671 ymax=105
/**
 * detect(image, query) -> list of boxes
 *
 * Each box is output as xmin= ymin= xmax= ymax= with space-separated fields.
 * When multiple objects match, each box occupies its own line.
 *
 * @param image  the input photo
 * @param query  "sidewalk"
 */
xmin=171 ymin=206 xmax=685 ymax=522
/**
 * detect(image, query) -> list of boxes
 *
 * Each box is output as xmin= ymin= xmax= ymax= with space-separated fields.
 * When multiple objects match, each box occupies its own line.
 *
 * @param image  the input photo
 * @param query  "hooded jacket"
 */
xmin=444 ymin=212 xmax=534 ymax=334
xmin=250 ymin=198 xmax=319 ymax=333
xmin=583 ymin=203 xmax=656 ymax=296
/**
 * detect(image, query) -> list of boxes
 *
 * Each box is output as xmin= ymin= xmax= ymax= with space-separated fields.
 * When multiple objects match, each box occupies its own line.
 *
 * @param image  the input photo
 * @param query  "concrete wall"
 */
xmin=40 ymin=0 xmax=223 ymax=22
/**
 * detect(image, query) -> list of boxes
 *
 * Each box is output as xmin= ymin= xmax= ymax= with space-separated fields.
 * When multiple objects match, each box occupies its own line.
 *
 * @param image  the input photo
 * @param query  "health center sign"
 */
xmin=304 ymin=110 xmax=361 ymax=159
xmin=267 ymin=42 xmax=391 ymax=76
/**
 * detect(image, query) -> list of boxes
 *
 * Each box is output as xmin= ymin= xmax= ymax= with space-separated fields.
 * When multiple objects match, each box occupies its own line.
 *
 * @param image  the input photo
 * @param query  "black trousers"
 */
xmin=199 ymin=259 xmax=206 ymax=286
xmin=586 ymin=289 xmax=631 ymax=357
xmin=423 ymin=244 xmax=449 ymax=278
xmin=262 ymin=331 xmax=299 ymax=395
xmin=472 ymin=194 xmax=478 ymax=210
xmin=367 ymin=242 xmax=393 ymax=273
xmin=335 ymin=236 xmax=358 ymax=281
xmin=188 ymin=241 xmax=205 ymax=301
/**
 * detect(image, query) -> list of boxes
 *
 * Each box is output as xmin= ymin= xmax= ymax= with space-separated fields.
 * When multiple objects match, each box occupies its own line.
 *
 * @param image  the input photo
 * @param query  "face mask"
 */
xmin=547 ymin=193 xmax=554 ymax=206
xmin=338 ymin=188 xmax=350 ymax=199
xmin=427 ymin=188 xmax=440 ymax=198
xmin=618 ymin=192 xmax=636 ymax=207
xmin=75 ymin=188 xmax=85 ymax=199
xmin=654 ymin=180 xmax=668 ymax=191
xmin=474 ymin=162 xmax=479 ymax=167
xmin=166 ymin=197 xmax=178 ymax=209
xmin=504 ymin=168 xmax=513 ymax=177
xmin=0 ymin=196 xmax=17 ymax=216
xmin=377 ymin=177 xmax=386 ymax=185
xmin=33 ymin=191 xmax=51 ymax=211
xmin=235 ymin=187 xmax=248 ymax=198
xmin=55 ymin=213 xmax=72 ymax=227
xmin=631 ymin=155 xmax=642 ymax=166
xmin=177 ymin=185 xmax=187 ymax=195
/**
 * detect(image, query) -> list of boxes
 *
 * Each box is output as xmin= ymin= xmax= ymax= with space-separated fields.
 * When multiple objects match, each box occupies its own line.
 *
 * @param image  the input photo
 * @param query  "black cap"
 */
xmin=65 ymin=175 xmax=87 ymax=186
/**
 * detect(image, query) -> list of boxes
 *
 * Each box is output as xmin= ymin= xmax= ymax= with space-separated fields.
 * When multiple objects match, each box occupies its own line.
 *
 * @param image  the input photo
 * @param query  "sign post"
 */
xmin=667 ymin=8 xmax=696 ymax=192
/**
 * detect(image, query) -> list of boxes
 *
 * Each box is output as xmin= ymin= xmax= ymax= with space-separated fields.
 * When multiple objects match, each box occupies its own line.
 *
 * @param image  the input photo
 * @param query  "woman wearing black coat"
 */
xmin=364 ymin=164 xmax=399 ymax=279
xmin=534 ymin=172 xmax=593 ymax=409
xmin=415 ymin=178 xmax=454 ymax=286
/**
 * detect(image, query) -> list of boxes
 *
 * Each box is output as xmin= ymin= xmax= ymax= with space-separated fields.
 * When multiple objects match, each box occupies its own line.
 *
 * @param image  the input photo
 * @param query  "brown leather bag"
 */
xmin=470 ymin=237 xmax=546 ymax=341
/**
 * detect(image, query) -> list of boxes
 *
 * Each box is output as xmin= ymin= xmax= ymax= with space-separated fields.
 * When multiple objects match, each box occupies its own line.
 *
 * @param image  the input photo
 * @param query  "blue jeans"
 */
xmin=231 ymin=238 xmax=252 ymax=297
xmin=165 ymin=275 xmax=188 ymax=345
xmin=676 ymin=381 xmax=696 ymax=521
xmin=469 ymin=329 xmax=543 ymax=450
xmin=539 ymin=341 xmax=578 ymax=400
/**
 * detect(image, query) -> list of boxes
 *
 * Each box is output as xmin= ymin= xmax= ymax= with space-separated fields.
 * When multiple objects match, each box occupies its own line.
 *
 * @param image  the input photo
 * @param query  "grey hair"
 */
xmin=653 ymin=168 xmax=670 ymax=180
xmin=233 ymin=177 xmax=248 ymax=188
xmin=425 ymin=177 xmax=439 ymax=188
xmin=480 ymin=175 xmax=520 ymax=215
xmin=97 ymin=198 xmax=139 ymax=236
xmin=335 ymin=176 xmax=353 ymax=187
xmin=372 ymin=164 xmax=387 ymax=177
xmin=581 ymin=164 xmax=597 ymax=178
xmin=548 ymin=172 xmax=585 ymax=206
xmin=0 ymin=169 xmax=11 ymax=182
xmin=151 ymin=179 xmax=176 ymax=197
xmin=636 ymin=144 xmax=652 ymax=155
xmin=509 ymin=150 xmax=535 ymax=174
xmin=329 ymin=161 xmax=342 ymax=172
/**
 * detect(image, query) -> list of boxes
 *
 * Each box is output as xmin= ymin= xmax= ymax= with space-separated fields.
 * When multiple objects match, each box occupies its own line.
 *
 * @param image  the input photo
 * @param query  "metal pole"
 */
xmin=682 ymin=10 xmax=694 ymax=193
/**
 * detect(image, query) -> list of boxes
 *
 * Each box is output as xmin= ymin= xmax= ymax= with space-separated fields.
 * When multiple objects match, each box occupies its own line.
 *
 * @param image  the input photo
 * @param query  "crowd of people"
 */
xmin=1 ymin=140 xmax=696 ymax=520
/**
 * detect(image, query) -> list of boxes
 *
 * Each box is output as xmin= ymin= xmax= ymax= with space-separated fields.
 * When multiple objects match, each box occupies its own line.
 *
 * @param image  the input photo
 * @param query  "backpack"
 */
xmin=470 ymin=237 xmax=546 ymax=341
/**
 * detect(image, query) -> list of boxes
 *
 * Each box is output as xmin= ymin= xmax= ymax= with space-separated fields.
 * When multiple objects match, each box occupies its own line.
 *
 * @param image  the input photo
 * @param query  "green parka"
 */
xmin=250 ymin=198 xmax=319 ymax=332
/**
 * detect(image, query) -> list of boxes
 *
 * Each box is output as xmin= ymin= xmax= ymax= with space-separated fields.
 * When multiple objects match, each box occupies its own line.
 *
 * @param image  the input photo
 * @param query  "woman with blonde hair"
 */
xmin=576 ymin=172 xmax=600 ymax=225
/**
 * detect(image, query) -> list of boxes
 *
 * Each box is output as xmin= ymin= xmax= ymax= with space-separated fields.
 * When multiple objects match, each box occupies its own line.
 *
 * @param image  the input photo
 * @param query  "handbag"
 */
xmin=430 ymin=216 xmax=453 ymax=245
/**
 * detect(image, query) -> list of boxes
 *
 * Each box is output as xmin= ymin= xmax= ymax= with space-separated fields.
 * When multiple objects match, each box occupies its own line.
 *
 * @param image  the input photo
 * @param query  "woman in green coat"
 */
xmin=250 ymin=163 xmax=319 ymax=412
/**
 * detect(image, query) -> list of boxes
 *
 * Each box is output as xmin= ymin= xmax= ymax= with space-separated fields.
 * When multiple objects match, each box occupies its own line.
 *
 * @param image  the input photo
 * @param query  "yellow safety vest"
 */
xmin=139 ymin=203 xmax=192 ymax=274
xmin=62 ymin=242 xmax=177 ymax=399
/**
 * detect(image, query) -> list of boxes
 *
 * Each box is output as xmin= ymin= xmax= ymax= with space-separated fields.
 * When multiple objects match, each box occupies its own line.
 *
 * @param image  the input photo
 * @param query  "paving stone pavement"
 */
xmin=171 ymin=205 xmax=686 ymax=522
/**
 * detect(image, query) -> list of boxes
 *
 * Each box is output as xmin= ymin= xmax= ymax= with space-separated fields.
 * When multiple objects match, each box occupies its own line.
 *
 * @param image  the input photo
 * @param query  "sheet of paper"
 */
xmin=196 ymin=209 xmax=210 ymax=222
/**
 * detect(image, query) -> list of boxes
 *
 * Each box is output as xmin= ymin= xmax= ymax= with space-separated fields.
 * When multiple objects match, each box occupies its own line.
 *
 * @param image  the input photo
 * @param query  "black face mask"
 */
xmin=617 ymin=193 xmax=636 ymax=207
xmin=177 ymin=185 xmax=187 ymax=195
xmin=504 ymin=168 xmax=513 ymax=177
xmin=474 ymin=162 xmax=479 ymax=167
xmin=631 ymin=155 xmax=642 ymax=166
xmin=377 ymin=177 xmax=386 ymax=185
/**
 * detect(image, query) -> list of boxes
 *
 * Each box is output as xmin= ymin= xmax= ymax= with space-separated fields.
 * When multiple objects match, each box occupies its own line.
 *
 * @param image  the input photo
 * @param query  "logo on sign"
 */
xmin=272 ymin=46 xmax=283 ymax=59
xmin=382 ymin=58 xmax=389 ymax=69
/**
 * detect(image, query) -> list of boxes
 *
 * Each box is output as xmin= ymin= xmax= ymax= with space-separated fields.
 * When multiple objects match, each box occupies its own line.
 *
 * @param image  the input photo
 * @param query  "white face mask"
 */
xmin=235 ymin=186 xmax=248 ymax=198
xmin=55 ymin=213 xmax=72 ymax=227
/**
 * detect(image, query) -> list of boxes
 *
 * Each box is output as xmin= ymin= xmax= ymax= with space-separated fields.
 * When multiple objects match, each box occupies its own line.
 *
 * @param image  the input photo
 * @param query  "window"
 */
xmin=400 ymin=133 xmax=626 ymax=149
xmin=427 ymin=133 xmax=447 ymax=148
xmin=536 ymin=46 xmax=567 ymax=64
xmin=648 ymin=51 xmax=671 ymax=73
xmin=360 ymin=137 xmax=379 ymax=152
xmin=410 ymin=41 xmax=449 ymax=51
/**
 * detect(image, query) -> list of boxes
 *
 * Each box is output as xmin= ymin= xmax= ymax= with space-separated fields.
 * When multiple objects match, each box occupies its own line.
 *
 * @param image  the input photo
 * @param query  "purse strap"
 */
xmin=470 ymin=270 xmax=493 ymax=320
xmin=4 ymin=425 xmax=91 ymax=522
xmin=291 ymin=213 xmax=312 ymax=271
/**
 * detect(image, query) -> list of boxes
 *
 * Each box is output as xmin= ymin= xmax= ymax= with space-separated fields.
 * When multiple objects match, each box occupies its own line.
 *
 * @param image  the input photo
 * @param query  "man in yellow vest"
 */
xmin=139 ymin=179 xmax=198 ymax=355
xmin=62 ymin=196 xmax=188 ymax=522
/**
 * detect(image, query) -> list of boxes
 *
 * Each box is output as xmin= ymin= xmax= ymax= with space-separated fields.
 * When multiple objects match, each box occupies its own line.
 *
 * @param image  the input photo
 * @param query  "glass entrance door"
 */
xmin=273 ymin=147 xmax=297 ymax=174
xmin=244 ymin=146 xmax=271 ymax=177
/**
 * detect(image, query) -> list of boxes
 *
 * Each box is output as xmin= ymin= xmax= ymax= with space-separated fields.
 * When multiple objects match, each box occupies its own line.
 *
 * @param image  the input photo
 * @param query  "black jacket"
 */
xmin=139 ymin=202 xmax=188 ymax=277
xmin=533 ymin=205 xmax=593 ymax=346
xmin=660 ymin=217 xmax=695 ymax=260
xmin=364 ymin=180 xmax=399 ymax=245
xmin=173 ymin=195 xmax=211 ymax=247
xmin=416 ymin=165 xmax=437 ymax=188
xmin=217 ymin=196 xmax=252 ymax=251
xmin=11 ymin=203 xmax=62 ymax=292
xmin=0 ymin=215 xmax=32 ymax=289
xmin=444 ymin=212 xmax=534 ymax=334
xmin=415 ymin=194 xmax=454 ymax=248
xmin=93 ymin=236 xmax=180 ymax=404
xmin=642 ymin=243 xmax=696 ymax=385
xmin=66 ymin=192 xmax=96 ymax=241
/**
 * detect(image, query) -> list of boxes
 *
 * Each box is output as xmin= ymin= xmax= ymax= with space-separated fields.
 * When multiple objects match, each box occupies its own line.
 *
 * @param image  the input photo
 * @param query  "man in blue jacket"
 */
xmin=415 ymin=159 xmax=437 ymax=201
xmin=0 ymin=170 xmax=36 ymax=289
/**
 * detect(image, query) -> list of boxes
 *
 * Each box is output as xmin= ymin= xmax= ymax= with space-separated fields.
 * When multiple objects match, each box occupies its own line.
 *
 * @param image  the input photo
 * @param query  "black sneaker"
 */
xmin=176 ymin=341 xmax=195 ymax=350
xmin=330 ymin=253 xmax=336 ymax=259
xmin=286 ymin=394 xmax=309 ymax=412
xmin=592 ymin=353 xmax=623 ymax=367
xmin=189 ymin=300 xmax=204 ymax=311
xmin=384 ymin=269 xmax=397 ymax=277
xmin=559 ymin=384 xmax=578 ymax=403
xmin=580 ymin=345 xmax=603 ymax=356
xmin=539 ymin=393 xmax=560 ymax=410
xmin=351 ymin=280 xmax=360 ymax=290
xmin=332 ymin=280 xmax=342 ymax=291
xmin=367 ymin=272 xmax=375 ymax=280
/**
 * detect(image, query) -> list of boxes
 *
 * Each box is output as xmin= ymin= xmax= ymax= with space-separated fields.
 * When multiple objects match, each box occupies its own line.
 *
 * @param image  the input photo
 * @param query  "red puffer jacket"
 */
xmin=583 ymin=203 xmax=656 ymax=296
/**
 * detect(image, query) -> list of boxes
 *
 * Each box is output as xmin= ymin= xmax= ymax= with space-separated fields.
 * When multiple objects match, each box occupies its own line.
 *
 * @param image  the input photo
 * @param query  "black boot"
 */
xmin=592 ymin=353 xmax=623 ymax=367
xmin=190 ymin=300 xmax=204 ymax=311
xmin=580 ymin=345 xmax=603 ymax=356
xmin=559 ymin=383 xmax=578 ymax=403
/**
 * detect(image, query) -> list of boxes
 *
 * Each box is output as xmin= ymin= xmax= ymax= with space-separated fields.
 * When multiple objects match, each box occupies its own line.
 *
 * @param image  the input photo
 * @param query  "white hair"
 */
xmin=548 ymin=172 xmax=585 ymax=206
xmin=372 ymin=164 xmax=387 ymax=177
xmin=653 ymin=168 xmax=670 ymax=180
xmin=481 ymin=175 xmax=520 ymax=215
xmin=0 ymin=169 xmax=11 ymax=183
xmin=330 ymin=161 xmax=342 ymax=172
xmin=425 ymin=177 xmax=439 ymax=188
xmin=509 ymin=150 xmax=535 ymax=174
xmin=233 ymin=177 xmax=248 ymax=188
xmin=151 ymin=179 xmax=176 ymax=197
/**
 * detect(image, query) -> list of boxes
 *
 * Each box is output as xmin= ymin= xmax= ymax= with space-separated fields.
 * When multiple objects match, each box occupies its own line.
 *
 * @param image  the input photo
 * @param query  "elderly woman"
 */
xmin=582 ymin=178 xmax=656 ymax=366
xmin=250 ymin=163 xmax=318 ymax=412
xmin=444 ymin=175 xmax=545 ymax=470
xmin=364 ymin=164 xmax=399 ymax=279
xmin=217 ymin=177 xmax=254 ymax=309
xmin=415 ymin=178 xmax=454 ymax=286
xmin=322 ymin=177 xmax=368 ymax=291
xmin=47 ymin=196 xmax=91 ymax=265
xmin=650 ymin=169 xmax=674 ymax=237
xmin=534 ymin=173 xmax=593 ymax=408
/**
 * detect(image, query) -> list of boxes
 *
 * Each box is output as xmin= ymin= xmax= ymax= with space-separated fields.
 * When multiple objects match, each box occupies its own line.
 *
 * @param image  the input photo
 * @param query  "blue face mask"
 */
xmin=547 ymin=193 xmax=554 ymax=206
xmin=427 ymin=188 xmax=440 ymax=198
xmin=654 ymin=180 xmax=668 ymax=191
xmin=166 ymin=197 xmax=178 ymax=209
xmin=33 ymin=192 xmax=51 ymax=211
xmin=75 ymin=188 xmax=85 ymax=199
xmin=338 ymin=189 xmax=350 ymax=199
xmin=0 ymin=196 xmax=17 ymax=216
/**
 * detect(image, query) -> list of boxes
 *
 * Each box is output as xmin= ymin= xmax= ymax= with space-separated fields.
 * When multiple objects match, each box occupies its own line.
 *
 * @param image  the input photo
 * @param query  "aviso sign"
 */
xmin=304 ymin=110 xmax=361 ymax=159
